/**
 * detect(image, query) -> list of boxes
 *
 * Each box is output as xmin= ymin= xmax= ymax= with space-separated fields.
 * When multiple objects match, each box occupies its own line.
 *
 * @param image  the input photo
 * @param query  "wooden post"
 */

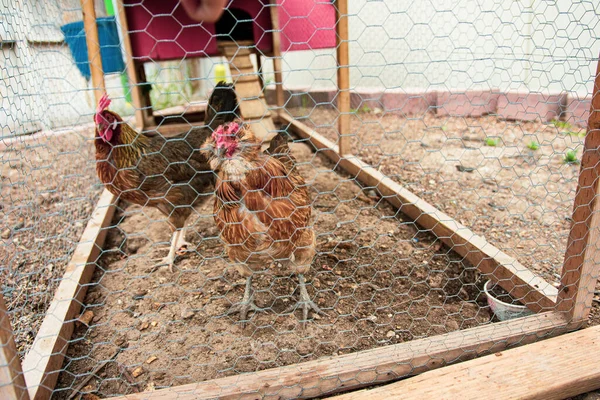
xmin=187 ymin=58 xmax=203 ymax=96
xmin=114 ymin=0 xmax=154 ymax=129
xmin=335 ymin=0 xmax=350 ymax=155
xmin=556 ymin=55 xmax=600 ymax=323
xmin=80 ymin=0 xmax=105 ymax=103
xmin=0 ymin=293 xmax=30 ymax=400
xmin=269 ymin=0 xmax=285 ymax=110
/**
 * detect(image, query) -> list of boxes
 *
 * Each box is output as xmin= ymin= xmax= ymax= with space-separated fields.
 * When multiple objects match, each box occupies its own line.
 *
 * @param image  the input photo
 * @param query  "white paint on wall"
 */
xmin=260 ymin=0 xmax=600 ymax=97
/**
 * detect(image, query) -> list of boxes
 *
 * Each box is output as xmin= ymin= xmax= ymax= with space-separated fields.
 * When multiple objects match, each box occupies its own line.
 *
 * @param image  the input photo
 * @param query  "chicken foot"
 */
xmin=227 ymin=275 xmax=261 ymax=323
xmin=286 ymin=274 xmax=327 ymax=322
xmin=174 ymin=227 xmax=192 ymax=255
xmin=152 ymin=229 xmax=183 ymax=273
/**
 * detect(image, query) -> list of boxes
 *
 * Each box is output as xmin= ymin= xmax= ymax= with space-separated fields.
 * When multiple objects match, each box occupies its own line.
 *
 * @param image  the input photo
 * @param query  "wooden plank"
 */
xmin=115 ymin=0 xmax=153 ymax=129
xmin=219 ymin=42 xmax=276 ymax=141
xmin=152 ymin=102 xmax=207 ymax=118
xmin=109 ymin=312 xmax=569 ymax=400
xmin=332 ymin=324 xmax=600 ymax=400
xmin=149 ymin=122 xmax=203 ymax=137
xmin=22 ymin=189 xmax=116 ymax=400
xmin=335 ymin=0 xmax=351 ymax=155
xmin=269 ymin=0 xmax=285 ymax=109
xmin=556 ymin=54 xmax=600 ymax=323
xmin=80 ymin=0 xmax=105 ymax=103
xmin=0 ymin=293 xmax=30 ymax=400
xmin=280 ymin=113 xmax=558 ymax=311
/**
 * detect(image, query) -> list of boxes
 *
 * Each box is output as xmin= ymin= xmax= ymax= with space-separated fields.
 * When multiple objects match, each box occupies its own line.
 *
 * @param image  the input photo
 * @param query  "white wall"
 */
xmin=0 ymin=0 xmax=124 ymax=138
xmin=261 ymin=0 xmax=600 ymax=97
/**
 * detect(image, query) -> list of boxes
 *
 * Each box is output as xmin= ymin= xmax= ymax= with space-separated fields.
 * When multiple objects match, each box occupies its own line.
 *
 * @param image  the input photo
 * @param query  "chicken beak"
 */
xmin=216 ymin=146 xmax=226 ymax=158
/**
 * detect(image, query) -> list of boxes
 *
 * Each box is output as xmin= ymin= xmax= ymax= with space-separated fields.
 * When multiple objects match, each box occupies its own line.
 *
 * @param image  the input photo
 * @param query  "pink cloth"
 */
xmin=124 ymin=0 xmax=336 ymax=62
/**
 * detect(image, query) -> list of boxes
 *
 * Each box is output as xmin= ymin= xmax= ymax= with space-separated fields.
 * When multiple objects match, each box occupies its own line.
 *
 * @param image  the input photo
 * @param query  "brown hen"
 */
xmin=203 ymin=121 xmax=325 ymax=322
xmin=94 ymin=82 xmax=239 ymax=272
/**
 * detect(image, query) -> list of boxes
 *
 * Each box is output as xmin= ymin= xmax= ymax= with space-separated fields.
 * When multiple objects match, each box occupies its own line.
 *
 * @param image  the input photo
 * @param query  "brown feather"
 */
xmin=95 ymin=114 xmax=214 ymax=231
xmin=212 ymin=126 xmax=315 ymax=271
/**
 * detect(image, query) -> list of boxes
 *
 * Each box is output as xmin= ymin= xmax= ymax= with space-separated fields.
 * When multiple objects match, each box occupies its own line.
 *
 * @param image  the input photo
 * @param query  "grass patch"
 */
xmin=563 ymin=149 xmax=579 ymax=164
xmin=527 ymin=141 xmax=540 ymax=151
xmin=484 ymin=137 xmax=500 ymax=147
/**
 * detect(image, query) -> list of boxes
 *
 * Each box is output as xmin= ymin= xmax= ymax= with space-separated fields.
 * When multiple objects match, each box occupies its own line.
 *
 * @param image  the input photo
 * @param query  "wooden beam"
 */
xmin=22 ymin=189 xmax=116 ymax=400
xmin=80 ymin=0 xmax=105 ymax=103
xmin=269 ymin=0 xmax=285 ymax=109
xmin=114 ymin=0 xmax=154 ymax=129
xmin=0 ymin=293 xmax=30 ymax=400
xmin=109 ymin=312 xmax=570 ymax=400
xmin=556 ymin=54 xmax=600 ymax=323
xmin=335 ymin=0 xmax=351 ymax=155
xmin=280 ymin=113 xmax=558 ymax=311
xmin=219 ymin=42 xmax=276 ymax=141
xmin=332 ymin=324 xmax=600 ymax=400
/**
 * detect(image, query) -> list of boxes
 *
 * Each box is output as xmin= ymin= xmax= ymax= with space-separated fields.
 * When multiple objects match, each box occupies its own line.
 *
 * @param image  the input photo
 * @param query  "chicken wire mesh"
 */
xmin=1 ymin=0 xmax=600 ymax=398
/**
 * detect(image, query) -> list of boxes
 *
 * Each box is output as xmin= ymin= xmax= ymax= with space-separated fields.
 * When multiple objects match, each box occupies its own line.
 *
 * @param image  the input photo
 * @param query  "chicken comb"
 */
xmin=94 ymin=93 xmax=111 ymax=125
xmin=97 ymin=93 xmax=111 ymax=114
xmin=212 ymin=122 xmax=240 ymax=144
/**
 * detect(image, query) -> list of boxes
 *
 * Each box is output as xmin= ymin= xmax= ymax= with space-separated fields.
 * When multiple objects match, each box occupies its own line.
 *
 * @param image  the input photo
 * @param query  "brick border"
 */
xmin=266 ymin=86 xmax=589 ymax=127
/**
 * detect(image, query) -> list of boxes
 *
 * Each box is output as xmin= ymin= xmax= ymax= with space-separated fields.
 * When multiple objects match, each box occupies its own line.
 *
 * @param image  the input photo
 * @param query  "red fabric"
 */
xmin=124 ymin=0 xmax=336 ymax=62
xmin=277 ymin=0 xmax=336 ymax=52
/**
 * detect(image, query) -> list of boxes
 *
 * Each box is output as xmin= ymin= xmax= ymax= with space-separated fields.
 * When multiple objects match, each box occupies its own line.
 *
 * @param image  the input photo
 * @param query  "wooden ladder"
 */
xmin=219 ymin=41 xmax=277 ymax=142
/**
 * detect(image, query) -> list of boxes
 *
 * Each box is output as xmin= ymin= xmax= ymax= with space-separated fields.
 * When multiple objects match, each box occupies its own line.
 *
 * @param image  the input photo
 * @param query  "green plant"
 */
xmin=551 ymin=119 xmax=587 ymax=137
xmin=351 ymin=104 xmax=372 ymax=114
xmin=264 ymin=75 xmax=275 ymax=85
xmin=527 ymin=141 xmax=540 ymax=151
xmin=147 ymin=63 xmax=195 ymax=111
xmin=485 ymin=137 xmax=500 ymax=147
xmin=551 ymin=119 xmax=573 ymax=130
xmin=301 ymin=94 xmax=310 ymax=109
xmin=563 ymin=149 xmax=579 ymax=164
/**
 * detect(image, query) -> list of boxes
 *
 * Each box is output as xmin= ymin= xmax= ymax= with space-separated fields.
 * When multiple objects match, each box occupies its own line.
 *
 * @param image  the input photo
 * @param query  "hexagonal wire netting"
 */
xmin=1 ymin=0 xmax=600 ymax=398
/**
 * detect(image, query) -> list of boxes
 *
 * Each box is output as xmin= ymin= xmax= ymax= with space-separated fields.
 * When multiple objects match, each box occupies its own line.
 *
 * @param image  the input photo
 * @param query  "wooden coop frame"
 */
xmin=2 ymin=0 xmax=600 ymax=399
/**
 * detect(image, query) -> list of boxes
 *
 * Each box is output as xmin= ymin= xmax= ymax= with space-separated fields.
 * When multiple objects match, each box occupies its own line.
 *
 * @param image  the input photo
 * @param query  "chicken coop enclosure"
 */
xmin=2 ymin=0 xmax=600 ymax=399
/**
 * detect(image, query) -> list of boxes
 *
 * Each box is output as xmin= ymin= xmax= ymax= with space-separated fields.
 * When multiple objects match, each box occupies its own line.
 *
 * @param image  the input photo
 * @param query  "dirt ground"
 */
xmin=0 ymin=129 xmax=101 ymax=354
xmin=2 ymin=108 xmax=599 ymax=399
xmin=290 ymin=106 xmax=600 ymax=329
xmin=54 ymin=141 xmax=492 ymax=398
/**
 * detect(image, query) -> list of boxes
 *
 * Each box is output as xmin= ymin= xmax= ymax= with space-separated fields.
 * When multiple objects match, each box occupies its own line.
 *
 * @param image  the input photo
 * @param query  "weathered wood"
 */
xmin=280 ymin=113 xmax=558 ymax=311
xmin=0 ymin=293 xmax=30 ymax=400
xmin=219 ymin=42 xmax=276 ymax=141
xmin=153 ymin=102 xmax=207 ymax=120
xmin=22 ymin=189 xmax=116 ymax=400
xmin=557 ymin=55 xmax=600 ymax=323
xmin=150 ymin=122 xmax=204 ymax=137
xmin=80 ymin=0 xmax=105 ymax=103
xmin=332 ymin=324 xmax=600 ymax=400
xmin=335 ymin=0 xmax=351 ymax=155
xmin=269 ymin=0 xmax=285 ymax=109
xmin=115 ymin=0 xmax=154 ymax=129
xmin=186 ymin=58 xmax=203 ymax=95
xmin=109 ymin=312 xmax=569 ymax=400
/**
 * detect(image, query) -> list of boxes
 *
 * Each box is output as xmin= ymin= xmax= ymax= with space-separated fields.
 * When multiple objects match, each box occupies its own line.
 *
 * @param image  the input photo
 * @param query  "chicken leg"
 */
xmin=227 ymin=275 xmax=261 ymax=322
xmin=152 ymin=229 xmax=182 ymax=273
xmin=174 ymin=226 xmax=192 ymax=255
xmin=286 ymin=274 xmax=327 ymax=322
